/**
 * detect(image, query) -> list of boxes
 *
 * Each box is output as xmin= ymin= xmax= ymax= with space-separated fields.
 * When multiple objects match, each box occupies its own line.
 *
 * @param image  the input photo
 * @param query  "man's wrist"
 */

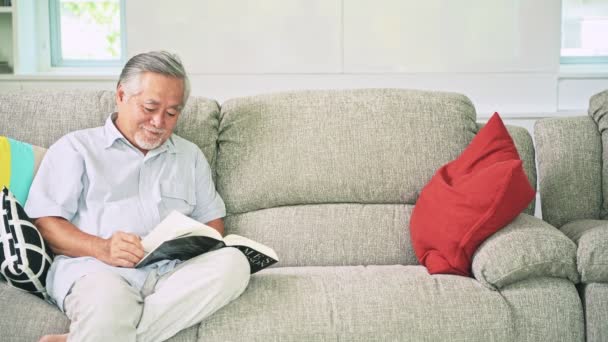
xmin=90 ymin=236 xmax=108 ymax=261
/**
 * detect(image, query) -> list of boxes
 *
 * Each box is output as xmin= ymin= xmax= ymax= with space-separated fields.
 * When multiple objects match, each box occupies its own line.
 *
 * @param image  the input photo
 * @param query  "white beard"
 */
xmin=134 ymin=126 xmax=166 ymax=150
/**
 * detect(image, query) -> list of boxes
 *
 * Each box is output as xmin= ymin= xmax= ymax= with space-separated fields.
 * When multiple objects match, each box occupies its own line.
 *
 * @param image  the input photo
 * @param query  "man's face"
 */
xmin=115 ymin=72 xmax=185 ymax=154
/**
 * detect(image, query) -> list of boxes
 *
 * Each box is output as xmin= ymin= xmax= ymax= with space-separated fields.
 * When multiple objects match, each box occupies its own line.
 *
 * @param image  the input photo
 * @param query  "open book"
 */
xmin=136 ymin=211 xmax=278 ymax=274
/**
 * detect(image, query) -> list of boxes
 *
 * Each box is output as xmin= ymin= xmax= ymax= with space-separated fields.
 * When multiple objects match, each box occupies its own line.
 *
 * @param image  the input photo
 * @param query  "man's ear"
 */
xmin=116 ymin=84 xmax=126 ymax=103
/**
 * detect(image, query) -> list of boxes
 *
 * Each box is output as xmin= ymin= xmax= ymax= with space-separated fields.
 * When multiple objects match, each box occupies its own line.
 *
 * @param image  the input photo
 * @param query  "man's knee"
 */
xmin=215 ymin=247 xmax=251 ymax=296
xmin=65 ymin=272 xmax=142 ymax=325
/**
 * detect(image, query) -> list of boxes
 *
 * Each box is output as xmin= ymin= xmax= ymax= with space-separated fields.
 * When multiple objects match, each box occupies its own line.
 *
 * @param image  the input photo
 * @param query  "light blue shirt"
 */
xmin=25 ymin=113 xmax=226 ymax=311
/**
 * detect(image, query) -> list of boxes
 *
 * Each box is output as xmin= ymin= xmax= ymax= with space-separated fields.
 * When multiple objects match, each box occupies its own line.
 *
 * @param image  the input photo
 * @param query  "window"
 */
xmin=49 ymin=0 xmax=125 ymax=67
xmin=561 ymin=0 xmax=608 ymax=64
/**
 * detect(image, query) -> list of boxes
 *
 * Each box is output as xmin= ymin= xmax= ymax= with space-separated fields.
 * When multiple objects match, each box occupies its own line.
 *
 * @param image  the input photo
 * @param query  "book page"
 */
xmin=223 ymin=234 xmax=278 ymax=261
xmin=141 ymin=211 xmax=223 ymax=252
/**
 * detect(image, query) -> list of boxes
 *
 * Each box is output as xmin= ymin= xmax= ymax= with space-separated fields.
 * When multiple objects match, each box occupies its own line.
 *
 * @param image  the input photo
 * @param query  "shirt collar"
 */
xmin=103 ymin=112 xmax=177 ymax=155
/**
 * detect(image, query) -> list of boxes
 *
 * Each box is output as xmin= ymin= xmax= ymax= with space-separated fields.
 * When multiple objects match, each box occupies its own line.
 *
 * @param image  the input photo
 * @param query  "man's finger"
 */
xmin=117 ymin=242 xmax=144 ymax=262
xmin=119 ymin=239 xmax=145 ymax=258
xmin=117 ymin=250 xmax=140 ymax=265
xmin=121 ymin=233 xmax=142 ymax=245
xmin=113 ymin=256 xmax=135 ymax=268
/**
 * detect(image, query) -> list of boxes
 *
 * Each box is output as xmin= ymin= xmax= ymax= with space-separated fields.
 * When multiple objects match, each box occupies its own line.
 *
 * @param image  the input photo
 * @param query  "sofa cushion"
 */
xmin=410 ymin=113 xmax=535 ymax=276
xmin=196 ymin=265 xmax=582 ymax=341
xmin=534 ymin=116 xmax=602 ymax=228
xmin=0 ymin=136 xmax=47 ymax=204
xmin=0 ymin=90 xmax=221 ymax=176
xmin=579 ymin=282 xmax=608 ymax=342
xmin=588 ymin=89 xmax=608 ymax=220
xmin=217 ymin=89 xmax=478 ymax=214
xmin=225 ymin=203 xmax=418 ymax=267
xmin=0 ymin=281 xmax=69 ymax=341
xmin=471 ymin=214 xmax=579 ymax=289
xmin=0 ymin=90 xmax=115 ymax=148
xmin=562 ymin=219 xmax=608 ymax=283
xmin=0 ymin=280 xmax=199 ymax=342
xmin=0 ymin=187 xmax=54 ymax=299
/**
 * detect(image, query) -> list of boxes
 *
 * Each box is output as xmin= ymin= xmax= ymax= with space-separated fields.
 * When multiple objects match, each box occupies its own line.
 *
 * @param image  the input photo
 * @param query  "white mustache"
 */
xmin=140 ymin=125 xmax=166 ymax=134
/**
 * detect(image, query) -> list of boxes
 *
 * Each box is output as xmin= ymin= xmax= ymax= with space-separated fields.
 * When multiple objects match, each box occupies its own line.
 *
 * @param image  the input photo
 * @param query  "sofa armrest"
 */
xmin=562 ymin=219 xmax=608 ymax=283
xmin=471 ymin=214 xmax=579 ymax=289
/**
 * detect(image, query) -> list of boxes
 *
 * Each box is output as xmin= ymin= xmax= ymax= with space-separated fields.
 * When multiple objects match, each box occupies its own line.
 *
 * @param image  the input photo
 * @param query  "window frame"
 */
xmin=561 ymin=56 xmax=608 ymax=64
xmin=48 ymin=0 xmax=126 ymax=67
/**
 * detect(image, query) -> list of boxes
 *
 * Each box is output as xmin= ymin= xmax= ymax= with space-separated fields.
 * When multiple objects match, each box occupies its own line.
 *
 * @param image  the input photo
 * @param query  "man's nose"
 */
xmin=150 ymin=112 xmax=165 ymax=127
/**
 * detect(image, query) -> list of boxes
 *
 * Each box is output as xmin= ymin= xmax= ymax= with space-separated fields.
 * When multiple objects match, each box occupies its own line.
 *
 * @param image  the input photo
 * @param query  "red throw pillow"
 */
xmin=409 ymin=112 xmax=535 ymax=276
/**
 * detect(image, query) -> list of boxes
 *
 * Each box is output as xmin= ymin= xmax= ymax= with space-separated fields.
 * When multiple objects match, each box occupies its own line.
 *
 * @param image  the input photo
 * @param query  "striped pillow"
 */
xmin=0 ymin=136 xmax=47 ymax=204
xmin=1 ymin=187 xmax=54 ymax=299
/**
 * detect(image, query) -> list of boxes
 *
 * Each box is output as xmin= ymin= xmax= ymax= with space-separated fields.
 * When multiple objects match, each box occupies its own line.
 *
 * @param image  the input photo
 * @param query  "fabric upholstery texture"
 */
xmin=217 ymin=89 xmax=478 ymax=214
xmin=535 ymin=116 xmax=602 ymax=228
xmin=0 ymin=281 xmax=198 ymax=342
xmin=196 ymin=266 xmax=582 ymax=342
xmin=579 ymin=282 xmax=608 ymax=342
xmin=0 ymin=281 xmax=69 ymax=341
xmin=471 ymin=214 xmax=579 ymax=289
xmin=0 ymin=90 xmax=221 ymax=174
xmin=0 ymin=188 xmax=54 ymax=299
xmin=0 ymin=90 xmax=115 ymax=148
xmin=225 ymin=203 xmax=418 ymax=267
xmin=562 ymin=219 xmax=608 ymax=283
xmin=0 ymin=89 xmax=584 ymax=342
xmin=410 ymin=113 xmax=535 ymax=276
xmin=589 ymin=89 xmax=608 ymax=219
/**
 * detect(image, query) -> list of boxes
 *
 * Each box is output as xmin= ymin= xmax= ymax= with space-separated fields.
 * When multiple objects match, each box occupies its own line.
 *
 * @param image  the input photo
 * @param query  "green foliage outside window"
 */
xmin=61 ymin=1 xmax=120 ymax=57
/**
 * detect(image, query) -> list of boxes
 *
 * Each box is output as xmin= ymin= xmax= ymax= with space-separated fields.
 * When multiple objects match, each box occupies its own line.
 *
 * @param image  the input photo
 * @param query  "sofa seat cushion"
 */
xmin=0 ymin=281 xmax=69 ymax=341
xmin=562 ymin=219 xmax=608 ymax=283
xmin=579 ymin=282 xmax=608 ymax=342
xmin=0 ymin=265 xmax=583 ymax=342
xmin=197 ymin=265 xmax=582 ymax=341
xmin=0 ymin=281 xmax=200 ymax=342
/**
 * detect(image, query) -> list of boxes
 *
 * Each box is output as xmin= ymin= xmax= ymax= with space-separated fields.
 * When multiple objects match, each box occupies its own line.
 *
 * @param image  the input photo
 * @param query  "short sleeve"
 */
xmin=190 ymin=148 xmax=226 ymax=223
xmin=25 ymin=135 xmax=84 ymax=221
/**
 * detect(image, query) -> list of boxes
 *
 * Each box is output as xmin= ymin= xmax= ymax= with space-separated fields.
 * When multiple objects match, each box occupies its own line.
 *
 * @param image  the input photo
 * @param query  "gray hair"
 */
xmin=117 ymin=51 xmax=191 ymax=106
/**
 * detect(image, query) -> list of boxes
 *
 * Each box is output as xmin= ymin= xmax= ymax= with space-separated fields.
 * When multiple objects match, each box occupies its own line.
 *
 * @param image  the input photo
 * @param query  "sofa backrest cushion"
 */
xmin=217 ymin=89 xmax=537 ymax=266
xmin=589 ymin=89 xmax=608 ymax=220
xmin=217 ymin=89 xmax=478 ymax=214
xmin=0 ymin=90 xmax=221 ymax=172
xmin=535 ymin=116 xmax=602 ymax=228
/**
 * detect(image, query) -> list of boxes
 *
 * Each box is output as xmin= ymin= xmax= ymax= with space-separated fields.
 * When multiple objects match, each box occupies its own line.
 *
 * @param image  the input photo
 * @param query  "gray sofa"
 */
xmin=1 ymin=89 xmax=584 ymax=341
xmin=535 ymin=89 xmax=608 ymax=342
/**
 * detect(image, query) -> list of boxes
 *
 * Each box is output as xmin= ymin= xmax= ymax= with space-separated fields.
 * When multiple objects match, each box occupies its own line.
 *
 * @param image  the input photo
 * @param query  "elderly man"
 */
xmin=26 ymin=51 xmax=250 ymax=342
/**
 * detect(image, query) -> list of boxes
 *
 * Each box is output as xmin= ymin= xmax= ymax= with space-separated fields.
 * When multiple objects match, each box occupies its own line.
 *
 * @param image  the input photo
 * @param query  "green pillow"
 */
xmin=0 ymin=136 xmax=47 ymax=204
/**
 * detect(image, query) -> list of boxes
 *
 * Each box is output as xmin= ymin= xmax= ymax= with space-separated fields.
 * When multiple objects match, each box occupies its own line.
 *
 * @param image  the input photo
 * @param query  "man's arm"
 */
xmin=35 ymin=216 xmax=145 ymax=268
xmin=191 ymin=148 xmax=227 ymax=234
xmin=205 ymin=218 xmax=224 ymax=236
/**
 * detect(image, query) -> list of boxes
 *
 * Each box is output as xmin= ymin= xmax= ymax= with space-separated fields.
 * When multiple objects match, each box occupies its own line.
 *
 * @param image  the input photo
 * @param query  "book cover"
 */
xmin=136 ymin=211 xmax=279 ymax=273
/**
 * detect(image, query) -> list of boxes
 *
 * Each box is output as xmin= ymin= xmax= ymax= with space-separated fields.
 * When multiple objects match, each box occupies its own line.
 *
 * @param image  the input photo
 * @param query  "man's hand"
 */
xmin=98 ymin=231 xmax=145 ymax=268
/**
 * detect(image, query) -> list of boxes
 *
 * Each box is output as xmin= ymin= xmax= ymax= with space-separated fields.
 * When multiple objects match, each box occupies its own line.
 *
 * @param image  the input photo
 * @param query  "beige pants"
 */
xmin=63 ymin=247 xmax=250 ymax=342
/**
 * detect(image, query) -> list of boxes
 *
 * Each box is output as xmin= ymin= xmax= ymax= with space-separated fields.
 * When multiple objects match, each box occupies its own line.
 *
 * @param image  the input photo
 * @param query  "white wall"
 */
xmin=1 ymin=0 xmax=606 ymax=120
